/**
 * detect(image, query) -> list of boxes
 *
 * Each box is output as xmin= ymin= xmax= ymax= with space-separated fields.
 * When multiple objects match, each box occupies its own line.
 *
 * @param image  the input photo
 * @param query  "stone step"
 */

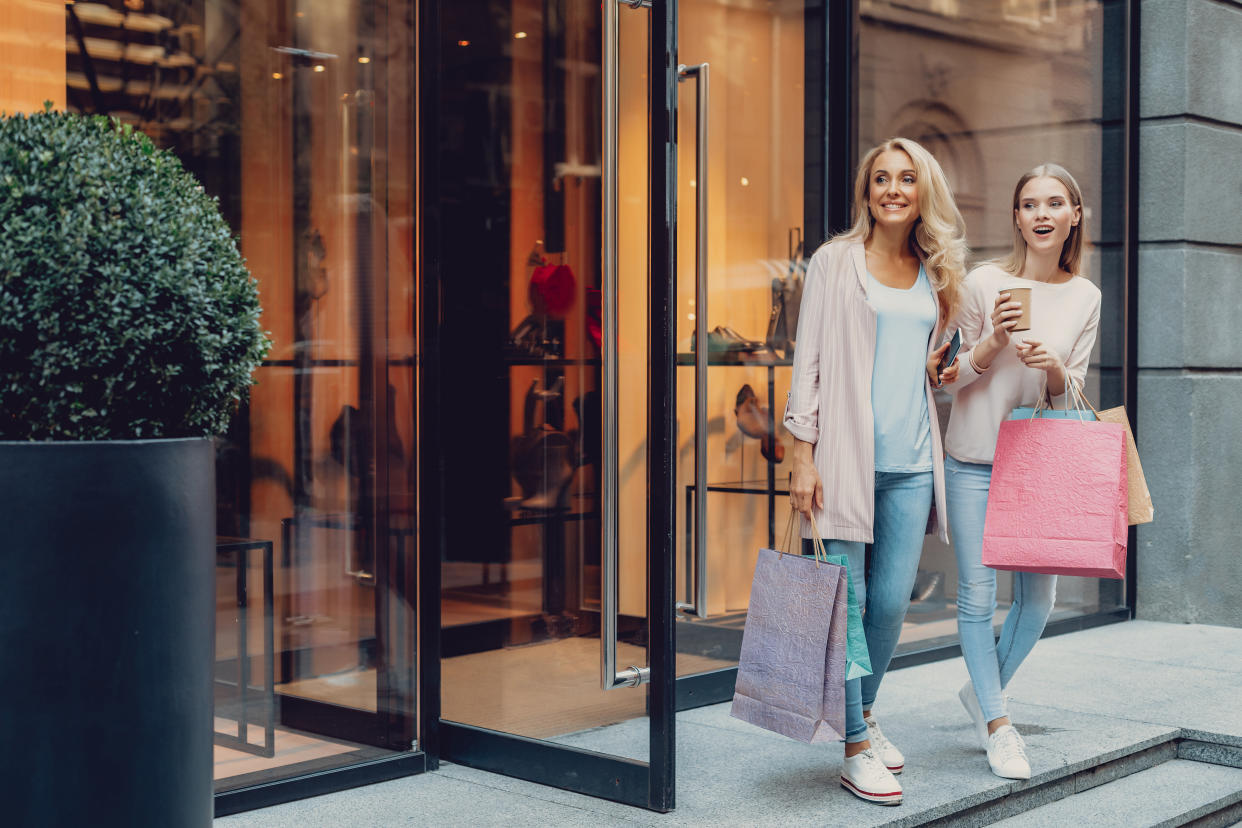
xmin=991 ymin=758 xmax=1242 ymax=828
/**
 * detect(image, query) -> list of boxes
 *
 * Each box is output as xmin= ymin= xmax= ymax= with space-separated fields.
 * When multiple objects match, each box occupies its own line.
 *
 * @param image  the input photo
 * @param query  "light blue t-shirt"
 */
xmin=867 ymin=265 xmax=936 ymax=472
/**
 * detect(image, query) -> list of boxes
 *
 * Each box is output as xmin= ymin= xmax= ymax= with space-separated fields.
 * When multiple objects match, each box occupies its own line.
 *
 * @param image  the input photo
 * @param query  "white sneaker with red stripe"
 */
xmin=864 ymin=715 xmax=905 ymax=773
xmin=840 ymin=748 xmax=903 ymax=805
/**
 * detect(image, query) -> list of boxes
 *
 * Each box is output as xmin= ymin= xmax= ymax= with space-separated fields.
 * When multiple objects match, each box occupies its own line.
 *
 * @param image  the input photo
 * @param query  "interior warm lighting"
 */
xmin=313 ymin=65 xmax=326 ymax=73
xmin=689 ymin=179 xmax=696 ymax=188
xmin=296 ymin=11 xmax=305 ymax=17
xmin=272 ymin=72 xmax=283 ymax=80
xmin=357 ymin=56 xmax=371 ymax=64
xmin=740 ymin=177 xmax=750 ymax=186
xmin=458 ymin=40 xmax=471 ymax=47
xmin=688 ymin=313 xmax=696 ymax=322
xmin=514 ymin=32 xmax=528 ymax=39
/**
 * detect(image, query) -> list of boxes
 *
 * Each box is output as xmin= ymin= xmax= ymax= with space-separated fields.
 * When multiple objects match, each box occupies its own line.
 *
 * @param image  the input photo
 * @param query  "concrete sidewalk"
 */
xmin=216 ymin=621 xmax=1242 ymax=827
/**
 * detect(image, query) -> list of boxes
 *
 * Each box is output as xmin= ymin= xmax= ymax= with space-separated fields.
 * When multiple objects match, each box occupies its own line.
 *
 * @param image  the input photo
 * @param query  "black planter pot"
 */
xmin=0 ymin=438 xmax=215 ymax=828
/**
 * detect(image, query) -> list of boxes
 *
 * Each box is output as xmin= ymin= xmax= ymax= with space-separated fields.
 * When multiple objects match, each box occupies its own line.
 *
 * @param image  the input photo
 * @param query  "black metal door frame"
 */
xmin=418 ymin=0 xmax=679 ymax=813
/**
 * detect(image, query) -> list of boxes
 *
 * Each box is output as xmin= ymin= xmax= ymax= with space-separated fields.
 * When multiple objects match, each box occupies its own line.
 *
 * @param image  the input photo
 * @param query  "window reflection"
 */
xmin=858 ymin=0 xmax=1127 ymax=650
xmin=60 ymin=0 xmax=418 ymax=789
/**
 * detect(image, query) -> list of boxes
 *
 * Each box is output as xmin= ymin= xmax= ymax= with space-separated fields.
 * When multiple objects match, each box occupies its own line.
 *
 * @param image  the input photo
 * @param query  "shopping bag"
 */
xmin=1096 ymin=406 xmax=1154 ymax=525
xmin=730 ymin=516 xmax=861 ymax=742
xmin=983 ymin=383 xmax=1128 ymax=579
xmin=1007 ymin=407 xmax=1097 ymax=421
xmin=1009 ymin=394 xmax=1152 ymax=526
xmin=808 ymin=546 xmax=872 ymax=681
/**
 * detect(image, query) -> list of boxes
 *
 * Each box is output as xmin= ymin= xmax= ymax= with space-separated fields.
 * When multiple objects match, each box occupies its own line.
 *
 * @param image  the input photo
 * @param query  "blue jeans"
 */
xmin=807 ymin=470 xmax=933 ymax=743
xmin=946 ymin=455 xmax=1057 ymax=722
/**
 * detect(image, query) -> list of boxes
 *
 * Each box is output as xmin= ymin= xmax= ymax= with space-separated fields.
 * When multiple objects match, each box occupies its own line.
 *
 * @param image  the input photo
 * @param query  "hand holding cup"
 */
xmin=989 ymin=291 xmax=1025 ymax=347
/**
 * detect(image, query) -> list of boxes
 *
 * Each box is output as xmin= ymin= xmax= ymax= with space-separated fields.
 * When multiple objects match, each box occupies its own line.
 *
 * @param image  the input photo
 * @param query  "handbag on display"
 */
xmin=509 ymin=378 xmax=575 ymax=510
xmin=983 ymin=381 xmax=1128 ymax=579
xmin=730 ymin=514 xmax=870 ymax=743
xmin=764 ymin=248 xmax=804 ymax=358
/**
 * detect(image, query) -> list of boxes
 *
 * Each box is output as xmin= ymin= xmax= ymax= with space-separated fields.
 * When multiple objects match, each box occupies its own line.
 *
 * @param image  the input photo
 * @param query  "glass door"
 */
xmin=426 ymin=0 xmax=678 ymax=812
xmin=672 ymin=0 xmax=822 ymax=701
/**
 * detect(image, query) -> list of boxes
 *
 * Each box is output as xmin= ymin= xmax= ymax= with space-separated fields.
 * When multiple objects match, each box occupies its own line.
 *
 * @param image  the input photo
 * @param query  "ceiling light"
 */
xmin=272 ymin=72 xmax=283 ymax=79
xmin=514 ymin=32 xmax=528 ymax=39
xmin=358 ymin=56 xmax=371 ymax=64
xmin=458 ymin=40 xmax=470 ymax=47
xmin=313 ymin=65 xmax=326 ymax=73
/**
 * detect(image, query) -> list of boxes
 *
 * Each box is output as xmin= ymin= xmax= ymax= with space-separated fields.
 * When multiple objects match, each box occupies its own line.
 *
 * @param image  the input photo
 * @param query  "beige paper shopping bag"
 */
xmin=1097 ymin=406 xmax=1154 ymax=525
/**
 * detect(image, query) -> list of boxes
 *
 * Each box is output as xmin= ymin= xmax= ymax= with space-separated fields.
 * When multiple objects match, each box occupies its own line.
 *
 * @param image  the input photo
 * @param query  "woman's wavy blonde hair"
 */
xmin=995 ymin=163 xmax=1086 ymax=277
xmin=836 ymin=137 xmax=968 ymax=321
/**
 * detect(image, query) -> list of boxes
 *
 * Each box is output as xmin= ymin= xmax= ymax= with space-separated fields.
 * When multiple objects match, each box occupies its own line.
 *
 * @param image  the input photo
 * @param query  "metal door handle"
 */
xmin=601 ymin=0 xmax=648 ymax=691
xmin=675 ymin=62 xmax=710 ymax=620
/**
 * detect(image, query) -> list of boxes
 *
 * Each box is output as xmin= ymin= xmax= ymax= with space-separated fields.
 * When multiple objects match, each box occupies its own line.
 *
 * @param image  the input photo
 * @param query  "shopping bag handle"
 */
xmin=777 ymin=511 xmax=829 ymax=566
xmin=1030 ymin=371 xmax=1100 ymax=421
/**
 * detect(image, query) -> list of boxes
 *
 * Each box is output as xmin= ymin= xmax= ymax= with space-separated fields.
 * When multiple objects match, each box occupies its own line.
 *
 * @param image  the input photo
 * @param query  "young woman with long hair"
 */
xmin=932 ymin=163 xmax=1101 ymax=780
xmin=785 ymin=137 xmax=967 ymax=805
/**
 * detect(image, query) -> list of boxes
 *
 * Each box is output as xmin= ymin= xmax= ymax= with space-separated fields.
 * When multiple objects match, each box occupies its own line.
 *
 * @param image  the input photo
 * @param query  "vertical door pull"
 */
xmin=601 ymin=0 xmax=651 ymax=691
xmin=675 ymin=62 xmax=710 ymax=620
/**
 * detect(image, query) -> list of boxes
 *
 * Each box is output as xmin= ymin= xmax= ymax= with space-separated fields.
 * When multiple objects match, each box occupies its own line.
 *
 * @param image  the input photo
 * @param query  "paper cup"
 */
xmin=1007 ymin=287 xmax=1032 ymax=332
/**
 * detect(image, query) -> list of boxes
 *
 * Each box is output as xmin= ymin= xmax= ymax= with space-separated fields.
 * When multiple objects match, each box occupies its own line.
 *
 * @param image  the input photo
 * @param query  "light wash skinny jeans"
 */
xmin=946 ymin=455 xmax=1057 ymax=723
xmin=806 ymin=469 xmax=933 ymax=743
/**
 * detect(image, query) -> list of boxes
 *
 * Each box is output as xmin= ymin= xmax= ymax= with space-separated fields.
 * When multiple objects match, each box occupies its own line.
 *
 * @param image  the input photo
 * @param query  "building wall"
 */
xmin=1137 ymin=0 xmax=1242 ymax=626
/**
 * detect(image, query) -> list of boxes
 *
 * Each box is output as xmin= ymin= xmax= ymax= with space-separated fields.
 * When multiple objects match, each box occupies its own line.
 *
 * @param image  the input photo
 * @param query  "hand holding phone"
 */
xmin=937 ymin=328 xmax=962 ymax=374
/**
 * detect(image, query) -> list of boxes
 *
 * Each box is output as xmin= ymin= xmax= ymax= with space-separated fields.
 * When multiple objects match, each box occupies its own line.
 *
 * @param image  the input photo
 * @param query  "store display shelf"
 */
xmin=675 ymin=353 xmax=793 ymax=367
xmin=503 ymin=356 xmax=601 ymax=367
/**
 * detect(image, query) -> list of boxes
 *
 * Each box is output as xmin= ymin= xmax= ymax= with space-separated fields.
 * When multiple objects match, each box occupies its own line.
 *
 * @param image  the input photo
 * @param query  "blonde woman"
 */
xmin=785 ymin=137 xmax=967 ymax=806
xmin=933 ymin=164 xmax=1101 ymax=780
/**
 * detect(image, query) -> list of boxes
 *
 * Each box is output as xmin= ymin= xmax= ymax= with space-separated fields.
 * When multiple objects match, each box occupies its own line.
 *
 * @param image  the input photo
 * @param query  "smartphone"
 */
xmin=938 ymin=328 xmax=962 ymax=374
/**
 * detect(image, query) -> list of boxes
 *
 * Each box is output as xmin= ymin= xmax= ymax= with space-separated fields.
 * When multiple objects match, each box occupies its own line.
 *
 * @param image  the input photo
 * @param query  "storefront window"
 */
xmin=25 ymin=0 xmax=421 ymax=791
xmin=857 ymin=0 xmax=1128 ymax=653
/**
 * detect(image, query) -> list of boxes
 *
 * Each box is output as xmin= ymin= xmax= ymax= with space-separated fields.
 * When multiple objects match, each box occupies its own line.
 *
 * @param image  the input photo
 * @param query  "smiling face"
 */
xmin=866 ymin=149 xmax=921 ymax=232
xmin=1015 ymin=176 xmax=1081 ymax=258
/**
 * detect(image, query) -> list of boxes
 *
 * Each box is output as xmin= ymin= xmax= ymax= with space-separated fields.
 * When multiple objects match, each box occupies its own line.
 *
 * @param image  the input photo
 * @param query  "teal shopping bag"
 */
xmin=819 ymin=550 xmax=873 ymax=680
xmin=796 ymin=515 xmax=872 ymax=680
xmin=1008 ymin=407 xmax=1096 ymax=421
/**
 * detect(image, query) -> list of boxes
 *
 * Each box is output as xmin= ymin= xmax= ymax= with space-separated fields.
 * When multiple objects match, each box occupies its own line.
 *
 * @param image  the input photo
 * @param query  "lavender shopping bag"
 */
xmin=983 ymin=387 xmax=1128 ymax=578
xmin=730 ymin=521 xmax=858 ymax=743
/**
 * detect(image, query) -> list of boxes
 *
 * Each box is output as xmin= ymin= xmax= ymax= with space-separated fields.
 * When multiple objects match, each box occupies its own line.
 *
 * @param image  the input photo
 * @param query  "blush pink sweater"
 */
xmin=944 ymin=264 xmax=1102 ymax=464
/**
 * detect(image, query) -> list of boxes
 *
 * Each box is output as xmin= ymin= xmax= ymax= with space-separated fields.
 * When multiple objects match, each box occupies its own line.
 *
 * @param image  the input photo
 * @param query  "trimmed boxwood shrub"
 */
xmin=0 ymin=108 xmax=269 ymax=440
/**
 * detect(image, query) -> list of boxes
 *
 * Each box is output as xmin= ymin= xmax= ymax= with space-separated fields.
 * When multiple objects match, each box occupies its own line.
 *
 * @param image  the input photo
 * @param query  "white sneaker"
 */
xmin=987 ymin=725 xmax=1031 ymax=780
xmin=959 ymin=682 xmax=989 ymax=749
xmin=840 ymin=748 xmax=903 ymax=805
xmin=863 ymin=715 xmax=904 ymax=773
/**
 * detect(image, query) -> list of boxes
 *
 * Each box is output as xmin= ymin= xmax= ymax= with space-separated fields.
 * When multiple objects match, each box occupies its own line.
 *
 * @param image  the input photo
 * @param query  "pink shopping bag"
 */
xmin=982 ymin=416 xmax=1129 ymax=579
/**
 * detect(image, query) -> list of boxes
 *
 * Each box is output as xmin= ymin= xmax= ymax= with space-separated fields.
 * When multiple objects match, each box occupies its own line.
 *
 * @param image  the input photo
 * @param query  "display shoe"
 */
xmin=863 ymin=716 xmax=904 ymax=774
xmin=759 ymin=433 xmax=785 ymax=463
xmin=734 ymin=384 xmax=768 ymax=439
xmin=840 ymin=748 xmax=903 ymax=805
xmin=959 ymin=681 xmax=990 ymax=750
xmin=986 ymin=725 xmax=1031 ymax=780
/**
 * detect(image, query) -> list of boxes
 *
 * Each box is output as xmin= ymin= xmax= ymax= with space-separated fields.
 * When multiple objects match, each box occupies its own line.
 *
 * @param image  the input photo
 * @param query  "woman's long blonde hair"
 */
xmin=995 ymin=163 xmax=1086 ymax=277
xmin=835 ymin=137 xmax=968 ymax=321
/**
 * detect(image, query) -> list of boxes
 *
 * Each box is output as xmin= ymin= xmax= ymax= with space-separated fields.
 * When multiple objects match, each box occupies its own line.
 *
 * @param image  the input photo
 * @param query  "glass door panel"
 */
xmin=60 ymin=0 xmax=421 ymax=791
xmin=431 ymin=0 xmax=674 ymax=810
xmin=673 ymin=0 xmax=809 ymax=682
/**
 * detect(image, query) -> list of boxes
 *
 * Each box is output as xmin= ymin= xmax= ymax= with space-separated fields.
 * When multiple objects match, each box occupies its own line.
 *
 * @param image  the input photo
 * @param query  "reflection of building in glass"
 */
xmin=858 ymin=0 xmax=1124 ymax=625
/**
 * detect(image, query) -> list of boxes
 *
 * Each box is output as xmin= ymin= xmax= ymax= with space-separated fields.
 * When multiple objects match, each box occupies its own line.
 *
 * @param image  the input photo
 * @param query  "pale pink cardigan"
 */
xmin=783 ymin=239 xmax=949 ymax=544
